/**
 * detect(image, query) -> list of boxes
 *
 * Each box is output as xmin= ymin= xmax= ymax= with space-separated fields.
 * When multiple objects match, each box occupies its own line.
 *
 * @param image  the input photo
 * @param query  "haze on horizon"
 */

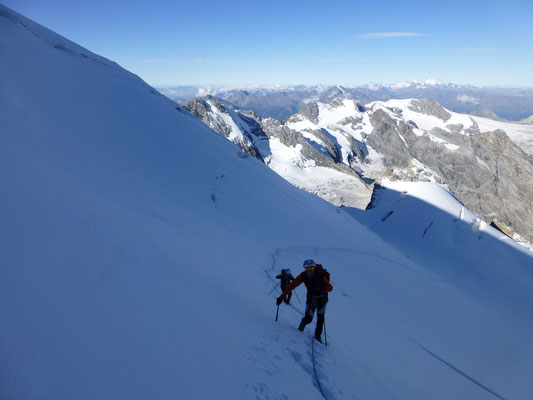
xmin=4 ymin=0 xmax=533 ymax=87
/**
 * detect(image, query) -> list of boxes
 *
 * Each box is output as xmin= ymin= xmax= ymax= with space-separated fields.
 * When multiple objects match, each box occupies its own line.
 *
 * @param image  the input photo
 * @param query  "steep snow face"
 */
xmin=2 ymin=5 xmax=533 ymax=400
xmin=0 ymin=6 xmax=373 ymax=398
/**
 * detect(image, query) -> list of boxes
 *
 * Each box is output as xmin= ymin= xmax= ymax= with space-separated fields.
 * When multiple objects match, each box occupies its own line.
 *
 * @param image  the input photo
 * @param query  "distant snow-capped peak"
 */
xmin=388 ymin=79 xmax=440 ymax=89
xmin=385 ymin=79 xmax=476 ymax=90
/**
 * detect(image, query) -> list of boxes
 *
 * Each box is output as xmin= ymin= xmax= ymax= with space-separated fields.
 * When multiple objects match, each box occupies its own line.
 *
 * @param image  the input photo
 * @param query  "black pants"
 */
xmin=299 ymin=296 xmax=326 ymax=337
xmin=281 ymin=285 xmax=292 ymax=303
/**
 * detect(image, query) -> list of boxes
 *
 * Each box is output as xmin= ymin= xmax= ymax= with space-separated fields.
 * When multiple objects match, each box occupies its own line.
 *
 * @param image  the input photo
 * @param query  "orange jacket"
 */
xmin=278 ymin=267 xmax=332 ymax=302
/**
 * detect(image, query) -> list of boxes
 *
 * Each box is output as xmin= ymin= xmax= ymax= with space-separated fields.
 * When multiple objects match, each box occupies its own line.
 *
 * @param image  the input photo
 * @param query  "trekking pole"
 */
xmin=275 ymin=304 xmax=280 ymax=321
xmin=293 ymin=290 xmax=301 ymax=304
xmin=324 ymin=317 xmax=328 ymax=348
xmin=268 ymin=282 xmax=280 ymax=294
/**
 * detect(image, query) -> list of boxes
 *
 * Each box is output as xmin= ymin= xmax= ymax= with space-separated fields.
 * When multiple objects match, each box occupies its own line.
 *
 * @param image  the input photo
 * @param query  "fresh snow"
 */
xmin=369 ymin=99 xmax=475 ymax=132
xmin=2 ymin=5 xmax=533 ymax=400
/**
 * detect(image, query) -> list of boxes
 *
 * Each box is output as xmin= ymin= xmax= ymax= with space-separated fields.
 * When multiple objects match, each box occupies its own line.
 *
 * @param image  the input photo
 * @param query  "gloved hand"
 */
xmin=276 ymin=297 xmax=283 ymax=306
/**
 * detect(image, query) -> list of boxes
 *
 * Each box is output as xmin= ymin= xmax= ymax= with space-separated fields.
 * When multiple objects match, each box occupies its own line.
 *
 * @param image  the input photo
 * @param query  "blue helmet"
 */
xmin=285 ymin=268 xmax=291 ymax=274
xmin=303 ymin=259 xmax=316 ymax=268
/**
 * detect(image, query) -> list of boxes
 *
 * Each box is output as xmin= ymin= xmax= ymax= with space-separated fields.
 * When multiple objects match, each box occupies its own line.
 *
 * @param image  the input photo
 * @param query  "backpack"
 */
xmin=315 ymin=264 xmax=330 ymax=283
xmin=302 ymin=264 xmax=331 ymax=301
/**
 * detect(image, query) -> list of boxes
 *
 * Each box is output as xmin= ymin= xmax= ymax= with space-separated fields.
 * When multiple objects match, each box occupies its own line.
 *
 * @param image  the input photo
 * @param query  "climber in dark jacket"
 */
xmin=276 ymin=268 xmax=295 ymax=304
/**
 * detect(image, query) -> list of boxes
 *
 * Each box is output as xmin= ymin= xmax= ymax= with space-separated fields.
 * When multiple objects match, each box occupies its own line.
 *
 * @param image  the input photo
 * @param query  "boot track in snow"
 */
xmin=311 ymin=336 xmax=328 ymax=400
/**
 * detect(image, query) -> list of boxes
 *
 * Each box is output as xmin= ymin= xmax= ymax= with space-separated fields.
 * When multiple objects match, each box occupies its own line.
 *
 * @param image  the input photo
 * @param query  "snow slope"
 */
xmin=2 ymin=5 xmax=533 ymax=400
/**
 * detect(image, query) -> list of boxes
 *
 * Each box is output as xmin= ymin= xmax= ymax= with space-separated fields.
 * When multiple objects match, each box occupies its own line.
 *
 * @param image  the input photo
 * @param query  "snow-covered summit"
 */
xmin=388 ymin=79 xmax=422 ymax=89
xmin=386 ymin=79 xmax=473 ymax=90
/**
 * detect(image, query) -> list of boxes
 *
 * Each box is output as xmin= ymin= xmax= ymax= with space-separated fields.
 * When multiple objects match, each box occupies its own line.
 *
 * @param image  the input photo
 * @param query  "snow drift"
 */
xmin=1 ymin=5 xmax=533 ymax=399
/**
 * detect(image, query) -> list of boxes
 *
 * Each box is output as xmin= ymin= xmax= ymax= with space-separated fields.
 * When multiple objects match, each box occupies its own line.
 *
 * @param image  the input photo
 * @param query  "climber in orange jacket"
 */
xmin=277 ymin=259 xmax=332 ymax=342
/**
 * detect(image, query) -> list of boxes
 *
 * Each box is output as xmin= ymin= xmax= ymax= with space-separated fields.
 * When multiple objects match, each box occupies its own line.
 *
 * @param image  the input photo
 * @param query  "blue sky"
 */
xmin=5 ymin=0 xmax=533 ymax=86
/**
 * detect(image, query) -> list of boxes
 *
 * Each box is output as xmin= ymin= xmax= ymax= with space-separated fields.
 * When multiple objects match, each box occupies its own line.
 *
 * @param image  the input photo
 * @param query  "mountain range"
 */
xmin=165 ymin=81 xmax=533 ymax=122
xmin=184 ymin=95 xmax=533 ymax=248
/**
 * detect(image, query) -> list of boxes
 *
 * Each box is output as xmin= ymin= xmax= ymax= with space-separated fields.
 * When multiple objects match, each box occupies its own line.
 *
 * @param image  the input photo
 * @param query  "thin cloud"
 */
xmin=456 ymin=48 xmax=503 ymax=52
xmin=142 ymin=58 xmax=166 ymax=63
xmin=192 ymin=58 xmax=213 ymax=64
xmin=355 ymin=32 xmax=425 ymax=39
xmin=319 ymin=58 xmax=343 ymax=63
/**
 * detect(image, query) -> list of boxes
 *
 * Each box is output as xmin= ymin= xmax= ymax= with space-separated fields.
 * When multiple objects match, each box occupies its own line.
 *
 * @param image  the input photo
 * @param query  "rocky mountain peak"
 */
xmin=519 ymin=114 xmax=533 ymax=124
xmin=408 ymin=99 xmax=452 ymax=121
xmin=469 ymin=108 xmax=506 ymax=121
xmin=185 ymin=97 xmax=211 ymax=116
xmin=298 ymin=101 xmax=320 ymax=124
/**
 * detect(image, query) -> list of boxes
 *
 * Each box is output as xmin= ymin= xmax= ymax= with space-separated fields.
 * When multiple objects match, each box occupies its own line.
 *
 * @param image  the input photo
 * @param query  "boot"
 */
xmin=315 ymin=313 xmax=325 ymax=337
xmin=314 ymin=334 xmax=322 ymax=343
xmin=299 ymin=314 xmax=312 ymax=332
